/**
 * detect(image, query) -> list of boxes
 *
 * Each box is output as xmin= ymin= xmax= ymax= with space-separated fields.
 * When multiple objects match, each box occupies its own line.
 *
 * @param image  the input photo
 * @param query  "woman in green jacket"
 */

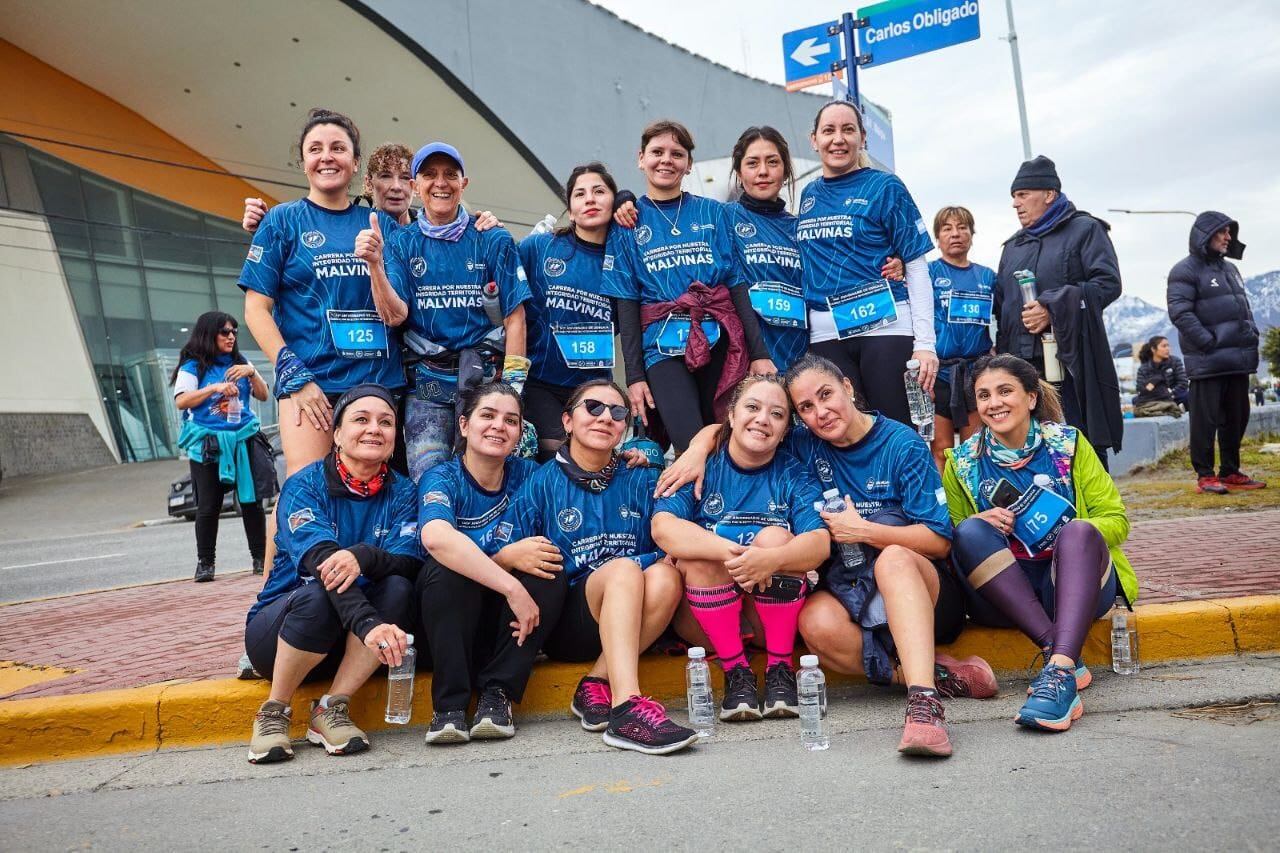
xmin=943 ymin=354 xmax=1137 ymax=733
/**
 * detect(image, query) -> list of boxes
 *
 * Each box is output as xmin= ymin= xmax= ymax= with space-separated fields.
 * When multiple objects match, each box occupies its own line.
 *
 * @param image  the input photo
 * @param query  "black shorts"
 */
xmin=933 ymin=372 xmax=977 ymax=420
xmin=817 ymin=555 xmax=967 ymax=645
xmin=542 ymin=578 xmax=601 ymax=663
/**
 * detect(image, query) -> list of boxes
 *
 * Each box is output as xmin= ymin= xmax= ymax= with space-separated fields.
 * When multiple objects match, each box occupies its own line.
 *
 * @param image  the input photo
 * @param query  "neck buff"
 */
xmin=334 ymin=450 xmax=389 ymax=497
xmin=417 ymin=205 xmax=470 ymax=241
xmin=984 ymin=417 xmax=1043 ymax=470
xmin=738 ymin=193 xmax=786 ymax=215
xmin=1026 ymin=193 xmax=1072 ymax=237
xmin=555 ymin=444 xmax=619 ymax=493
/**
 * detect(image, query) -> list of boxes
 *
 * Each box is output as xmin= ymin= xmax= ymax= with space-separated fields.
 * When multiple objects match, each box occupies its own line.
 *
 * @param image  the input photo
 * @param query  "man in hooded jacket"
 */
xmin=1166 ymin=212 xmax=1265 ymax=494
xmin=994 ymin=155 xmax=1124 ymax=468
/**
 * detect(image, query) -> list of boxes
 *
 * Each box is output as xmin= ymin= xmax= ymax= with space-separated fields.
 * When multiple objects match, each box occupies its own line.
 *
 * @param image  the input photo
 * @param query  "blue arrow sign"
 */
xmin=857 ymin=0 xmax=980 ymax=69
xmin=781 ymin=20 xmax=841 ymax=92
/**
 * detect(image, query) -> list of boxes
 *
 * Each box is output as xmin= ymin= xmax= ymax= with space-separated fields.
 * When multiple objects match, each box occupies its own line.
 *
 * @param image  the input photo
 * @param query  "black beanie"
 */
xmin=1010 ymin=155 xmax=1061 ymax=193
xmin=333 ymin=383 xmax=396 ymax=427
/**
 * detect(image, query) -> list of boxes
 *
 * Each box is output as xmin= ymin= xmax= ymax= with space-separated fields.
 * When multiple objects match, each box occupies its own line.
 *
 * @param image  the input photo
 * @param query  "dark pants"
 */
xmin=809 ymin=335 xmax=915 ymax=426
xmin=244 ymin=576 xmax=416 ymax=682
xmin=189 ymin=459 xmax=265 ymax=564
xmin=1057 ymin=371 xmax=1110 ymax=472
xmin=645 ymin=337 xmax=730 ymax=453
xmin=1189 ymin=374 xmax=1250 ymax=478
xmin=416 ymin=555 xmax=567 ymax=711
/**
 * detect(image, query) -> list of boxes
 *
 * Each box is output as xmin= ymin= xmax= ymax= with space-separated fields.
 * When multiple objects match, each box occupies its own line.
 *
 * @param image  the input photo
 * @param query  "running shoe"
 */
xmin=720 ymin=664 xmax=763 ymax=722
xmin=1196 ymin=476 xmax=1229 ymax=495
xmin=934 ymin=653 xmax=999 ymax=699
xmin=570 ymin=676 xmax=612 ymax=732
xmin=194 ymin=560 xmax=215 ymax=582
xmin=897 ymin=692 xmax=952 ymax=757
xmin=246 ymin=700 xmax=293 ymax=764
xmin=762 ymin=662 xmax=799 ymax=718
xmin=1016 ymin=663 xmax=1083 ymax=732
xmin=424 ymin=710 xmax=470 ymax=745
xmin=1028 ymin=649 xmax=1091 ymax=692
xmin=470 ymin=686 xmax=515 ymax=739
xmin=252 ymin=557 xmax=265 ymax=576
xmin=603 ymin=696 xmax=699 ymax=755
xmin=236 ymin=653 xmax=262 ymax=680
xmin=1221 ymin=472 xmax=1266 ymax=490
xmin=307 ymin=695 xmax=369 ymax=755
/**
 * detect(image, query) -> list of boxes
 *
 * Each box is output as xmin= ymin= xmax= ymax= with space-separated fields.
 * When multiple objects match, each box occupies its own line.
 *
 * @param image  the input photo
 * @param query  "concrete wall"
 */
xmin=1112 ymin=404 xmax=1280 ymax=475
xmin=0 ymin=211 xmax=118 ymax=475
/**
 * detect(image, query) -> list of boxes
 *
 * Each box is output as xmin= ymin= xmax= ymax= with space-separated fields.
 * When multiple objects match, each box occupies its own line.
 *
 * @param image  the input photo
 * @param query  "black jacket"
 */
xmin=1166 ymin=212 xmax=1258 ymax=379
xmin=1133 ymin=356 xmax=1188 ymax=405
xmin=995 ymin=202 xmax=1124 ymax=451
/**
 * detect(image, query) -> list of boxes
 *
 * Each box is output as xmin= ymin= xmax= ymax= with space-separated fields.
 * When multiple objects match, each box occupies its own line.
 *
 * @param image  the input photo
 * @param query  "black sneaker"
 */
xmin=194 ymin=560 xmax=215 ymax=582
xmin=424 ymin=710 xmax=470 ymax=745
xmin=470 ymin=686 xmax=515 ymax=739
xmin=252 ymin=557 xmax=265 ymax=576
xmin=720 ymin=664 xmax=762 ymax=722
xmin=762 ymin=662 xmax=799 ymax=718
xmin=602 ymin=696 xmax=698 ymax=755
xmin=571 ymin=676 xmax=612 ymax=732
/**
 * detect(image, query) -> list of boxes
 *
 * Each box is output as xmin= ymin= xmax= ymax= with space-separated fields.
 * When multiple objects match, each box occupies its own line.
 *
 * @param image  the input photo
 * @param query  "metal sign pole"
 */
xmin=1004 ymin=0 xmax=1033 ymax=160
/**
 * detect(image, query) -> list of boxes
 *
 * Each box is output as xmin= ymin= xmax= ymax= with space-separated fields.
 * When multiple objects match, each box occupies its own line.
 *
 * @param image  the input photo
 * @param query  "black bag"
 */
xmin=247 ymin=430 xmax=279 ymax=501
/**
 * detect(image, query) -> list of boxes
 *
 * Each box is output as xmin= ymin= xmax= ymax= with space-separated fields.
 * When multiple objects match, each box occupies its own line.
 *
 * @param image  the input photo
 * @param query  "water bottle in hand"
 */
xmin=384 ymin=633 xmax=417 ymax=724
xmin=904 ymin=359 xmax=934 ymax=442
xmin=686 ymin=647 xmax=715 ymax=738
xmin=816 ymin=488 xmax=864 ymax=570
xmin=797 ymin=654 xmax=829 ymax=751
xmin=1110 ymin=598 xmax=1139 ymax=675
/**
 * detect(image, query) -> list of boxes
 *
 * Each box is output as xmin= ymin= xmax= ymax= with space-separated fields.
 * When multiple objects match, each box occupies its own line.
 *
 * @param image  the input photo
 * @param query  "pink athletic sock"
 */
xmin=752 ymin=587 xmax=806 ymax=668
xmin=686 ymin=583 xmax=747 ymax=671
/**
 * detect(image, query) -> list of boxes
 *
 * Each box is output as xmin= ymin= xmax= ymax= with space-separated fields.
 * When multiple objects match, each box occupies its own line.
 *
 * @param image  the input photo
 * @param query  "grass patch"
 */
xmin=1118 ymin=435 xmax=1280 ymax=521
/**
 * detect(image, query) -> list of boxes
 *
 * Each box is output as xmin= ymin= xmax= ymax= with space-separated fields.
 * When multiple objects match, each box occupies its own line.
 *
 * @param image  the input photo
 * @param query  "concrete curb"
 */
xmin=2 ymin=595 xmax=1277 ymax=767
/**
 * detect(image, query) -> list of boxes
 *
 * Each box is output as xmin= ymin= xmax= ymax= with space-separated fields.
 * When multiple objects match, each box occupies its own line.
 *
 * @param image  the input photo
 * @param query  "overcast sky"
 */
xmin=595 ymin=0 xmax=1280 ymax=306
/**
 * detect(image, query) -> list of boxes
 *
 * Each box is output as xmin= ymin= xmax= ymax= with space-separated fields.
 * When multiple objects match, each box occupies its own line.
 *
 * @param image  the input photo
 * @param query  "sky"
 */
xmin=594 ymin=0 xmax=1280 ymax=307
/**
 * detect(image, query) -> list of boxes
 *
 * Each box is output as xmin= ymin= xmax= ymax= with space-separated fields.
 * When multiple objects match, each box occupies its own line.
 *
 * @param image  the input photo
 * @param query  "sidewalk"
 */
xmin=2 ymin=511 xmax=1278 ymax=764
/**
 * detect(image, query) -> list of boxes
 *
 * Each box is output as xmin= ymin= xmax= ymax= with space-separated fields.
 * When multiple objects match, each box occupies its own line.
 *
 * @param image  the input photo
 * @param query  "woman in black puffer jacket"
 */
xmin=1132 ymin=335 xmax=1187 ymax=418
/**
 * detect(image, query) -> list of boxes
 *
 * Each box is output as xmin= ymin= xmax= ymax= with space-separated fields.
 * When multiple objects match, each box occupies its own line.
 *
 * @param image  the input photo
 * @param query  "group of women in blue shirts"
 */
xmin=210 ymin=102 xmax=1135 ymax=766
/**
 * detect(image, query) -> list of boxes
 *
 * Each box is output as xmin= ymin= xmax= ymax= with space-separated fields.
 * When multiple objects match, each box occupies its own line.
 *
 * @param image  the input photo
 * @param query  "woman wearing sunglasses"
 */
xmin=500 ymin=379 xmax=697 ymax=755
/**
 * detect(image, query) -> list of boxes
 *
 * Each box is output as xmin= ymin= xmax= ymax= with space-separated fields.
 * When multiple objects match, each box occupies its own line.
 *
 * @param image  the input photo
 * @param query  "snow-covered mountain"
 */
xmin=1103 ymin=269 xmax=1280 ymax=354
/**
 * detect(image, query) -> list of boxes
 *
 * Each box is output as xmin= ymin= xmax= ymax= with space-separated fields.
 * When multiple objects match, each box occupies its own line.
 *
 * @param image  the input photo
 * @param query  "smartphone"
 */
xmin=759 ymin=574 xmax=806 ymax=602
xmin=989 ymin=478 xmax=1022 ymax=509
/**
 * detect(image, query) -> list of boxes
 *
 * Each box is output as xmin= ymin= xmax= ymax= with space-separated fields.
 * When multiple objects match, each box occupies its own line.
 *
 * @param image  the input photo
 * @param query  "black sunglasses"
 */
xmin=577 ymin=398 xmax=628 ymax=422
xmin=218 ymin=327 xmax=238 ymax=337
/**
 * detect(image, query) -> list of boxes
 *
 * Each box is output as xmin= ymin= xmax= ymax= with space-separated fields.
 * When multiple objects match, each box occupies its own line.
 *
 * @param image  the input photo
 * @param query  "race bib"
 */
xmin=656 ymin=313 xmax=720 ymax=357
xmin=828 ymin=279 xmax=898 ymax=339
xmin=712 ymin=511 xmax=781 ymax=547
xmin=553 ymin=322 xmax=615 ymax=370
xmin=1009 ymin=485 xmax=1076 ymax=555
xmin=327 ymin=309 xmax=389 ymax=359
xmin=947 ymin=291 xmax=993 ymax=326
xmin=748 ymin=281 xmax=807 ymax=329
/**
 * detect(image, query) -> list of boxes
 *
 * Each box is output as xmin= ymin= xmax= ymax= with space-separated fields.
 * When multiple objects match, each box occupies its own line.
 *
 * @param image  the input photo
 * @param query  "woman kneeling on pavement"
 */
xmin=416 ymin=383 xmax=558 ymax=745
xmin=244 ymin=384 xmax=421 ymax=764
xmin=663 ymin=354 xmax=996 ymax=757
xmin=652 ymin=373 xmax=830 ymax=722
xmin=944 ymin=354 xmax=1138 ymax=732
xmin=500 ymin=379 xmax=698 ymax=755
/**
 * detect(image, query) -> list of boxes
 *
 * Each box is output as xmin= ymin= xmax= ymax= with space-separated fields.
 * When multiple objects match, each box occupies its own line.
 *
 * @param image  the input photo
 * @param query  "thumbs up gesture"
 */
xmin=355 ymin=211 xmax=384 ymax=266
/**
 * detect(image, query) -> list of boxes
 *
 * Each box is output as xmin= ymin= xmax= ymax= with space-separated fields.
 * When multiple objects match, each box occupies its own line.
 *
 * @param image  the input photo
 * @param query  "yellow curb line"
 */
xmin=2 ymin=595 xmax=1277 ymax=767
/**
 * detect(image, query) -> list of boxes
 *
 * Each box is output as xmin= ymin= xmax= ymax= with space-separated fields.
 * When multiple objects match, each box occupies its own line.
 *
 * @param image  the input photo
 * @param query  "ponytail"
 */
xmin=1035 ymin=379 xmax=1064 ymax=424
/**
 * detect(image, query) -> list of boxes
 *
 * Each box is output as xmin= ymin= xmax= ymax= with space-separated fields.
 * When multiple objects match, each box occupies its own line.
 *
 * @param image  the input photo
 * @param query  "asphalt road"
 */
xmin=2 ymin=656 xmax=1277 ymax=851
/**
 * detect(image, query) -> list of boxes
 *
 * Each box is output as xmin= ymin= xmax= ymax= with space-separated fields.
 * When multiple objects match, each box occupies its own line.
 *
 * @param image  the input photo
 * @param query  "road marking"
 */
xmin=0 ymin=553 xmax=125 ymax=572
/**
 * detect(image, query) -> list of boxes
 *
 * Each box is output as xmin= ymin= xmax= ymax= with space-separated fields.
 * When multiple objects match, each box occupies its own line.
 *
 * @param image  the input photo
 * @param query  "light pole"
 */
xmin=1107 ymin=208 xmax=1196 ymax=217
xmin=1003 ymin=0 xmax=1032 ymax=161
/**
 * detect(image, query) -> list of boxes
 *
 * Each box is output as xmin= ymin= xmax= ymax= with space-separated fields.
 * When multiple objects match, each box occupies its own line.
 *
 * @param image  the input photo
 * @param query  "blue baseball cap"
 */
xmin=411 ymin=142 xmax=464 ymax=177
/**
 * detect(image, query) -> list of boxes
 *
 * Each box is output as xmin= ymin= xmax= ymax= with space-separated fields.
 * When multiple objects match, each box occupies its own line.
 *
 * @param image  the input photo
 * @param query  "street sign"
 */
xmin=857 ymin=0 xmax=980 ymax=68
xmin=781 ymin=21 xmax=841 ymax=92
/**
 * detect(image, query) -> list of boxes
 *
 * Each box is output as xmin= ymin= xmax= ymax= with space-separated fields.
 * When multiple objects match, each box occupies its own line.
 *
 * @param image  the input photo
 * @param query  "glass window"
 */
xmin=205 ymin=216 xmax=250 ymax=274
xmin=28 ymin=153 xmax=90 ymax=256
xmin=133 ymin=195 xmax=207 ymax=270
xmin=82 ymin=175 xmax=137 ymax=261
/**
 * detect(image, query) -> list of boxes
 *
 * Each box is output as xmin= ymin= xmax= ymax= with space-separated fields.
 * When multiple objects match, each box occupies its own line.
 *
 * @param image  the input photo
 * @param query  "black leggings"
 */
xmin=810 ymin=335 xmax=915 ymax=426
xmin=523 ymin=378 xmax=575 ymax=462
xmin=190 ymin=459 xmax=265 ymax=564
xmin=645 ymin=337 xmax=730 ymax=453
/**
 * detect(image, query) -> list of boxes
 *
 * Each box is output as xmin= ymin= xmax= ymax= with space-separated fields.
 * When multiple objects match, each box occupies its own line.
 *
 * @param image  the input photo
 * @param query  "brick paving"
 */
xmin=2 ymin=511 xmax=1279 ymax=702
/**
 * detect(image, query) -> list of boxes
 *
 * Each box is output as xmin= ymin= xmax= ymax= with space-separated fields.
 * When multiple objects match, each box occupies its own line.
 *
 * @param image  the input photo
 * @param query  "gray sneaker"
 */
xmin=306 ymin=695 xmax=369 ymax=755
xmin=247 ymin=700 xmax=293 ymax=764
xmin=236 ymin=653 xmax=262 ymax=680
xmin=425 ymin=710 xmax=470 ymax=745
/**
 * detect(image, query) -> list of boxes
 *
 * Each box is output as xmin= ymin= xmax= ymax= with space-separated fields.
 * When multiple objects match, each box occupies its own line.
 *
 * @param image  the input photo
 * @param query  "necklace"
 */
xmin=650 ymin=193 xmax=683 ymax=236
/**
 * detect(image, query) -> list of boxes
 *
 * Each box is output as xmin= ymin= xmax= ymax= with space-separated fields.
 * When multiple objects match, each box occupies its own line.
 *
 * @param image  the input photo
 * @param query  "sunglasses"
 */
xmin=218 ymin=327 xmax=238 ymax=337
xmin=577 ymin=398 xmax=628 ymax=422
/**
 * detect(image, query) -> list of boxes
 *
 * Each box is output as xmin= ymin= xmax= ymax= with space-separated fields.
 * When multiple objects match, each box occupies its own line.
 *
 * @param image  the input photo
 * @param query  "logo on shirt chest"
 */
xmin=866 ymin=477 xmax=891 ymax=492
xmin=300 ymin=230 xmax=326 ymax=249
xmin=735 ymin=221 xmax=757 ymax=239
xmin=619 ymin=505 xmax=641 ymax=521
xmin=557 ymin=507 xmax=583 ymax=532
xmin=466 ymin=259 xmax=486 ymax=273
xmin=635 ymin=225 xmax=653 ymax=246
xmin=410 ymin=257 xmax=427 ymax=277
xmin=544 ymin=257 xmax=567 ymax=277
xmin=767 ymin=498 xmax=789 ymax=514
xmin=799 ymin=196 xmax=816 ymax=215
xmin=815 ymin=459 xmax=834 ymax=484
xmin=703 ymin=493 xmax=725 ymax=516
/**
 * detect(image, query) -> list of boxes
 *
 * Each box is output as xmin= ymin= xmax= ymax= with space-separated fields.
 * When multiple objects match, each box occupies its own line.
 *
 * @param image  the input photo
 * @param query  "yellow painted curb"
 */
xmin=2 ymin=595 xmax=1277 ymax=767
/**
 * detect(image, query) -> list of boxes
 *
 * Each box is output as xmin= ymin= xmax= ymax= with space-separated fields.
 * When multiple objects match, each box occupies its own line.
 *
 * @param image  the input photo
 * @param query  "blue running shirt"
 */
xmin=417 ymin=456 xmax=537 ymax=556
xmin=239 ymin=199 xmax=405 ymax=392
xmin=249 ymin=459 xmax=421 ymax=622
xmin=501 ymin=462 xmax=662 ymax=585
xmin=795 ymin=169 xmax=933 ymax=310
xmin=930 ymin=259 xmax=997 ymax=361
xmin=175 ymin=356 xmax=258 ymax=431
xmin=784 ymin=416 xmax=952 ymax=540
xmin=655 ymin=446 xmax=824 ymax=546
xmin=726 ymin=202 xmax=810 ymax=372
xmin=519 ymin=231 xmax=614 ymax=389
xmin=600 ymin=193 xmax=740 ymax=369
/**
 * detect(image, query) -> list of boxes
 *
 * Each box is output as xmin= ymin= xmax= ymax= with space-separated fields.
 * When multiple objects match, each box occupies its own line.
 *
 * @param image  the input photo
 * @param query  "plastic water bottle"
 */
xmin=621 ymin=416 xmax=665 ymax=469
xmin=384 ymin=633 xmax=417 ymax=724
xmin=685 ymin=647 xmax=715 ymax=738
xmin=1110 ymin=599 xmax=1139 ymax=675
xmin=904 ymin=359 xmax=935 ymax=442
xmin=797 ymin=654 xmax=829 ymax=751
xmin=530 ymin=213 xmax=557 ymax=235
xmin=816 ymin=488 xmax=865 ymax=571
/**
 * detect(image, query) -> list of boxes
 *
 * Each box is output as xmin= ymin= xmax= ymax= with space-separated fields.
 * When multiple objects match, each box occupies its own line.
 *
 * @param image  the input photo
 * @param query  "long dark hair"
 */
xmin=454 ymin=381 xmax=523 ymax=454
xmin=554 ymin=162 xmax=619 ymax=239
xmin=169 ymin=311 xmax=246 ymax=385
xmin=968 ymin=354 xmax=1064 ymax=423
xmin=730 ymin=126 xmax=795 ymax=202
xmin=1138 ymin=335 xmax=1167 ymax=364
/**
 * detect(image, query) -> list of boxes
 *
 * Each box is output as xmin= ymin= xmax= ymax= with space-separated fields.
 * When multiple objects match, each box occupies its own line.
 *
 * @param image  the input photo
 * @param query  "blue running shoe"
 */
xmin=1016 ymin=663 xmax=1083 ymax=732
xmin=1028 ymin=649 xmax=1091 ymax=693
